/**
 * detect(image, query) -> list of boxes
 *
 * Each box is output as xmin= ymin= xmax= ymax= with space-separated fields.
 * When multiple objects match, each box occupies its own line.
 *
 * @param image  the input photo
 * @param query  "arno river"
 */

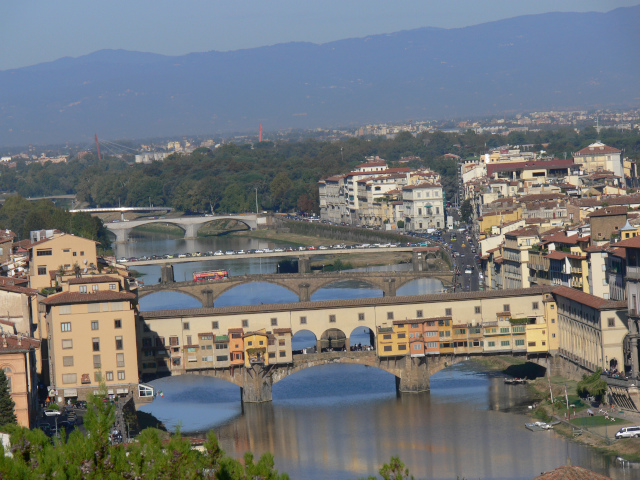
xmin=119 ymin=235 xmax=633 ymax=479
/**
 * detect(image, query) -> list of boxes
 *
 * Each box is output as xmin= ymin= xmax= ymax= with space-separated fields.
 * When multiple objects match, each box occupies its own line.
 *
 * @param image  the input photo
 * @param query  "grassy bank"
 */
xmin=198 ymin=219 xmax=248 ymax=237
xmin=472 ymin=355 xmax=640 ymax=462
xmin=130 ymin=223 xmax=185 ymax=237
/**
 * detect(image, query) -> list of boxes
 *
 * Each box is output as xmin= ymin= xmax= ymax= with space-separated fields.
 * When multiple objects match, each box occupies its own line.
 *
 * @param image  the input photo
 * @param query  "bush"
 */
xmin=577 ymin=369 xmax=607 ymax=401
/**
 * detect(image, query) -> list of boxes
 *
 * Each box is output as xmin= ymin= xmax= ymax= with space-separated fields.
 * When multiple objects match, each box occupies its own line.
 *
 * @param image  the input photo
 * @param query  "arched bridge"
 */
xmin=170 ymin=350 xmax=467 ymax=403
xmin=105 ymin=214 xmax=268 ymax=243
xmin=137 ymin=270 xmax=454 ymax=306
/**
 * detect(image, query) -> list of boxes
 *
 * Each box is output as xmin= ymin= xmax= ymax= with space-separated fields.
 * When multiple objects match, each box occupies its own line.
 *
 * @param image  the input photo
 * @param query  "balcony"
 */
xmin=626 ymin=266 xmax=640 ymax=280
xmin=570 ymin=267 xmax=582 ymax=274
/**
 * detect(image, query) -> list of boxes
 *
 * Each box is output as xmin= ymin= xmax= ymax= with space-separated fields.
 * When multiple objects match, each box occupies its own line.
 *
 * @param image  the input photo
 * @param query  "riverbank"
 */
xmin=472 ymin=355 xmax=640 ymax=462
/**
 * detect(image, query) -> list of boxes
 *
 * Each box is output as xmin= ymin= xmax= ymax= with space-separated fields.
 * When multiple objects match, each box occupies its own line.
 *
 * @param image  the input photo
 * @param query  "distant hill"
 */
xmin=1 ymin=6 xmax=639 ymax=145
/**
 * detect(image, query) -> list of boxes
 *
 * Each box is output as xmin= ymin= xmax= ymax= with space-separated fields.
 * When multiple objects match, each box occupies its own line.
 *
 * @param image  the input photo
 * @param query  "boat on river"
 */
xmin=504 ymin=377 xmax=527 ymax=385
xmin=525 ymin=421 xmax=554 ymax=431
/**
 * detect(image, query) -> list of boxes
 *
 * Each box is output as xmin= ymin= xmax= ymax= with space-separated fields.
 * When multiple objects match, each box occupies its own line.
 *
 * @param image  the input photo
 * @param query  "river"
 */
xmin=124 ymin=234 xmax=631 ymax=479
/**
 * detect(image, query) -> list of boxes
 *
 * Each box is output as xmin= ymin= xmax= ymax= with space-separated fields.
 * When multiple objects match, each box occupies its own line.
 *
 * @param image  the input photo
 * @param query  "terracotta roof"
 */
xmin=393 ymin=316 xmax=451 ymax=325
xmin=242 ymin=331 xmax=268 ymax=338
xmin=273 ymin=328 xmax=292 ymax=334
xmin=541 ymin=233 xmax=580 ymax=245
xmin=140 ymin=287 xmax=556 ymax=320
xmin=0 ymin=277 xmax=28 ymax=287
xmin=487 ymin=158 xmax=574 ymax=176
xmin=611 ymin=236 xmax=640 ymax=249
xmin=0 ymin=284 xmax=38 ymax=296
xmin=531 ymin=465 xmax=611 ymax=480
xmin=356 ymin=162 xmax=387 ymax=168
xmin=67 ymin=275 xmax=120 ymax=285
xmin=576 ymin=143 xmax=621 ymax=155
xmin=588 ymin=206 xmax=627 ymax=217
xmin=228 ymin=328 xmax=244 ymax=333
xmin=505 ymin=227 xmax=539 ymax=237
xmin=40 ymin=290 xmax=136 ymax=306
xmin=546 ymin=251 xmax=569 ymax=260
xmin=552 ymin=286 xmax=627 ymax=310
xmin=0 ymin=333 xmax=41 ymax=353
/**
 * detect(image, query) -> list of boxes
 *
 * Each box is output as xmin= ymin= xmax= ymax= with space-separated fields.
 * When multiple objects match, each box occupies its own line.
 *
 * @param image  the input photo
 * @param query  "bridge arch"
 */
xmin=129 ymin=221 xmax=187 ymax=236
xmin=195 ymin=218 xmax=252 ymax=236
xmin=319 ymin=328 xmax=348 ymax=352
xmin=309 ymin=279 xmax=383 ymax=301
xmin=214 ymin=281 xmax=300 ymax=306
xmin=138 ymin=289 xmax=205 ymax=309
xmin=349 ymin=326 xmax=375 ymax=351
xmin=291 ymin=329 xmax=318 ymax=354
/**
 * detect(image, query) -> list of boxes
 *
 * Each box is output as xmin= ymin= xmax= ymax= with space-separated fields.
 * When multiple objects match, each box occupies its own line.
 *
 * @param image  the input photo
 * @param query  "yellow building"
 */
xmin=243 ymin=330 xmax=270 ymax=367
xmin=40 ymin=275 xmax=138 ymax=402
xmin=28 ymin=234 xmax=99 ymax=291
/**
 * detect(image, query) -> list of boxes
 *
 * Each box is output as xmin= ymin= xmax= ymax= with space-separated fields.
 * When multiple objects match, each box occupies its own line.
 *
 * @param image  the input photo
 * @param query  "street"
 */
xmin=444 ymin=209 xmax=481 ymax=293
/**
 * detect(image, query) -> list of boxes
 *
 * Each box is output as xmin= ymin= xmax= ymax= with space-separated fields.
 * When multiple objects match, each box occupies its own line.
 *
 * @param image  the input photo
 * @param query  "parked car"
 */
xmin=616 ymin=426 xmax=640 ymax=438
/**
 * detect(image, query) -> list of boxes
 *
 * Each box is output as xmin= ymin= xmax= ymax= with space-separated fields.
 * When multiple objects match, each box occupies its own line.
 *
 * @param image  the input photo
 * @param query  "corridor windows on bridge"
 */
xmin=329 ymin=315 xmax=336 ymax=323
xmin=212 ymin=321 xmax=219 ymax=330
xmin=271 ymin=318 xmax=278 ymax=326
xmin=300 ymin=316 xmax=307 ymax=324
xmin=358 ymin=313 xmax=364 ymax=321
xmin=474 ymin=306 xmax=481 ymax=314
xmin=242 ymin=319 xmax=249 ymax=328
xmin=416 ymin=310 xmax=423 ymax=318
xmin=387 ymin=312 xmax=394 ymax=320
xmin=183 ymin=322 xmax=190 ymax=331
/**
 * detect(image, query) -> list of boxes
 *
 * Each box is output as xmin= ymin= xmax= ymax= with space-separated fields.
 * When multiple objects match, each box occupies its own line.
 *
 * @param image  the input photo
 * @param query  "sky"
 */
xmin=1 ymin=0 xmax=638 ymax=71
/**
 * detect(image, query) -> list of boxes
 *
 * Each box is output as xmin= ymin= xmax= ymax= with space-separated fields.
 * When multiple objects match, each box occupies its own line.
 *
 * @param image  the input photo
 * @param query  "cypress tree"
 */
xmin=0 ymin=369 xmax=17 ymax=426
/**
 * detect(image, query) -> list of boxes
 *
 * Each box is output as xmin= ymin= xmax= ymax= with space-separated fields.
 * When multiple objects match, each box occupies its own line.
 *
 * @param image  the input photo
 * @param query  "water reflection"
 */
xmin=141 ymin=363 xmax=626 ymax=480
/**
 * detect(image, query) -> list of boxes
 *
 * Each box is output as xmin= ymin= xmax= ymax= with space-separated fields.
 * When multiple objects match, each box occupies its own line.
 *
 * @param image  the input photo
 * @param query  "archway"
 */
xmin=396 ymin=278 xmax=445 ymax=296
xmin=196 ymin=218 xmax=251 ymax=237
xmin=139 ymin=291 xmax=202 ymax=311
xmin=310 ymin=280 xmax=383 ymax=302
xmin=291 ymin=329 xmax=318 ymax=355
xmin=320 ymin=328 xmax=347 ymax=352
xmin=129 ymin=222 xmax=187 ymax=238
xmin=215 ymin=282 xmax=298 ymax=307
xmin=349 ymin=326 xmax=375 ymax=352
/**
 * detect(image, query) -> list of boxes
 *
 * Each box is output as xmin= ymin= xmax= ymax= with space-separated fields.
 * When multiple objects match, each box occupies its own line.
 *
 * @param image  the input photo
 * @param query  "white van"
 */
xmin=615 ymin=426 xmax=640 ymax=438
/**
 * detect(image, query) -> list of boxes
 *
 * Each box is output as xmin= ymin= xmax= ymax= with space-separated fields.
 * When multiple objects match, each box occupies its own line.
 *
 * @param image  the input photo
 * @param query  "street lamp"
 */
xmin=322 ymin=264 xmax=325 ymax=273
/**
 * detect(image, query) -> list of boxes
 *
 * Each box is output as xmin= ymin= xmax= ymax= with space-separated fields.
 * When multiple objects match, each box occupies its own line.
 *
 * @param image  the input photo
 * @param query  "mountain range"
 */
xmin=1 ymin=6 xmax=640 ymax=146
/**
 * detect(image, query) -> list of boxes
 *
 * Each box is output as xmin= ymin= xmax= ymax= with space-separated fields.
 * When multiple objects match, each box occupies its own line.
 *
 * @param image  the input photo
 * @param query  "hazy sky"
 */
xmin=1 ymin=0 xmax=638 ymax=70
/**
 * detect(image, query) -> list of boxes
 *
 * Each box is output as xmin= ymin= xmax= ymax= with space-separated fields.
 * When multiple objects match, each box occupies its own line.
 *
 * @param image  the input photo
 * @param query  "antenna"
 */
xmin=259 ymin=123 xmax=263 ymax=143
xmin=95 ymin=133 xmax=102 ymax=161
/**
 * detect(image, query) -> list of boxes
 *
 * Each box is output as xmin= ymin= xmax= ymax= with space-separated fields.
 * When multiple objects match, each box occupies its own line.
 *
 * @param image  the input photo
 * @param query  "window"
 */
xmin=118 ymin=371 xmax=125 ymax=380
xmin=300 ymin=316 xmax=307 ymax=324
xmin=61 ymin=322 xmax=71 ymax=332
xmin=416 ymin=310 xmax=423 ymax=318
xmin=358 ymin=313 xmax=365 ymax=321
xmin=271 ymin=318 xmax=278 ymax=326
xmin=91 ymin=321 xmax=99 ymax=330
xmin=383 ymin=346 xmax=392 ymax=352
xmin=550 ymin=305 xmax=555 ymax=310
xmin=329 ymin=314 xmax=336 ymax=323
xmin=279 ymin=339 xmax=285 ymax=346
xmin=216 ymin=355 xmax=228 ymax=362
xmin=474 ymin=306 xmax=481 ymax=314
xmin=268 ymin=352 xmax=276 ymax=359
xmin=215 ymin=344 xmax=227 ymax=350
xmin=608 ymin=318 xmax=615 ymax=327
xmin=383 ymin=334 xmax=392 ymax=340
xmin=93 ymin=355 xmax=101 ymax=368
xmin=501 ymin=340 xmax=510 ymax=347
xmin=169 ymin=336 xmax=179 ymax=346
xmin=88 ymin=304 xmax=100 ymax=313
xmin=80 ymin=286 xmax=88 ymax=293
xmin=552 ymin=333 xmax=556 ymax=338
xmin=109 ymin=283 xmax=116 ymax=290
xmin=512 ymin=326 xmax=525 ymax=333
xmin=411 ymin=324 xmax=419 ymax=329
xmin=398 ymin=344 xmax=407 ymax=351
xmin=426 ymin=342 xmax=438 ymax=349
xmin=114 ymin=319 xmax=122 ymax=329
xmin=94 ymin=372 xmax=102 ymax=382
xmin=73 ymin=252 xmax=77 ymax=257
xmin=105 ymin=371 xmax=114 ymax=381
xmin=397 ymin=333 xmax=406 ymax=339
xmin=500 ymin=327 xmax=510 ymax=333
xmin=414 ymin=344 xmax=421 ymax=350
xmin=92 ymin=338 xmax=100 ymax=351
xmin=242 ymin=319 xmax=249 ymax=328
xmin=59 ymin=305 xmax=71 ymax=315
xmin=62 ymin=339 xmax=73 ymax=349
xmin=532 ymin=302 xmax=539 ymax=310
xmin=115 ymin=336 xmax=123 ymax=350
xmin=503 ymin=304 xmax=510 ymax=312
xmin=488 ymin=341 xmax=495 ymax=347
xmin=445 ymin=308 xmax=452 ymax=316
xmin=36 ymin=249 xmax=52 ymax=256
xmin=92 ymin=284 xmax=98 ymax=292
xmin=426 ymin=331 xmax=437 ymax=337
xmin=116 ymin=353 xmax=125 ymax=367
xmin=552 ymin=318 xmax=556 ymax=323
xmin=183 ymin=322 xmax=190 ymax=330
xmin=62 ymin=374 xmax=77 ymax=384
xmin=212 ymin=321 xmax=219 ymax=330
xmin=111 ymin=302 xmax=123 ymax=311
xmin=248 ymin=341 xmax=253 ymax=346
xmin=186 ymin=335 xmax=192 ymax=345
xmin=387 ymin=312 xmax=394 ymax=320
xmin=279 ymin=351 xmax=286 ymax=357
xmin=528 ymin=341 xmax=536 ymax=347
xmin=63 ymin=356 xmax=74 ymax=366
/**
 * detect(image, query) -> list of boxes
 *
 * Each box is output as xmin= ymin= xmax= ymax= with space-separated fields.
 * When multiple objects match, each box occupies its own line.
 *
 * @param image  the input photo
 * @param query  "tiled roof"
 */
xmin=402 ymin=182 xmax=442 ymax=190
xmin=531 ymin=465 xmax=611 ymax=479
xmin=273 ymin=328 xmax=292 ymax=334
xmin=611 ymin=236 xmax=640 ymax=249
xmin=356 ymin=162 xmax=386 ymax=168
xmin=393 ymin=316 xmax=451 ymax=325
xmin=588 ymin=206 xmax=627 ymax=217
xmin=575 ymin=143 xmax=621 ymax=155
xmin=487 ymin=158 xmax=574 ymax=176
xmin=0 ymin=284 xmax=38 ymax=295
xmin=546 ymin=251 xmax=570 ymax=260
xmin=0 ymin=333 xmax=41 ymax=353
xmin=67 ymin=275 xmax=120 ymax=285
xmin=505 ymin=227 xmax=539 ymax=237
xmin=552 ymin=286 xmax=627 ymax=310
xmin=0 ymin=277 xmax=28 ymax=287
xmin=140 ymin=287 xmax=555 ymax=320
xmin=40 ymin=290 xmax=136 ymax=306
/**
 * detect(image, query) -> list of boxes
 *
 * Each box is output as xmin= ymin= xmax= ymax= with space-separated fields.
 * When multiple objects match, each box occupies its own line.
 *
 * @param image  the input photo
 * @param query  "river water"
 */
xmin=125 ymin=234 xmax=630 ymax=479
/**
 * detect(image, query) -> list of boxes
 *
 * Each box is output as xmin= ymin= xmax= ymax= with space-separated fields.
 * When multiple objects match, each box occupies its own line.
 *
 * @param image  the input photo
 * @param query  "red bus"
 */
xmin=192 ymin=269 xmax=229 ymax=282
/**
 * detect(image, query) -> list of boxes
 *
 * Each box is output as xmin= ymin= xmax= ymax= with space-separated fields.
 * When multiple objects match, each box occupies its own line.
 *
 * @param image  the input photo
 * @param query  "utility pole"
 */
xmin=255 ymin=188 xmax=259 ymax=214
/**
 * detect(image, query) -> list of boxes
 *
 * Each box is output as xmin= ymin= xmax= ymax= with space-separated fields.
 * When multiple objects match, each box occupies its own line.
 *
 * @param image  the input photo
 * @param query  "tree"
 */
xmin=460 ymin=199 xmax=472 ymax=223
xmin=0 ymin=369 xmax=16 ymax=427
xmin=397 ymin=220 xmax=405 ymax=229
xmin=270 ymin=172 xmax=293 ymax=211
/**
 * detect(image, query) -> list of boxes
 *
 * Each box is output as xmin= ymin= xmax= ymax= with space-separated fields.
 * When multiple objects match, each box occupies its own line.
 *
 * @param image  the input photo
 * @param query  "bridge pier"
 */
xmin=298 ymin=257 xmax=310 ymax=274
xmin=383 ymin=278 xmax=397 ymax=297
xmin=241 ymin=367 xmax=273 ymax=403
xmin=412 ymin=251 xmax=423 ymax=272
xmin=184 ymin=224 xmax=199 ymax=240
xmin=201 ymin=289 xmax=214 ymax=308
xmin=396 ymin=356 xmax=430 ymax=393
xmin=160 ymin=264 xmax=175 ymax=284
xmin=113 ymin=228 xmax=131 ymax=244
xmin=298 ymin=283 xmax=310 ymax=302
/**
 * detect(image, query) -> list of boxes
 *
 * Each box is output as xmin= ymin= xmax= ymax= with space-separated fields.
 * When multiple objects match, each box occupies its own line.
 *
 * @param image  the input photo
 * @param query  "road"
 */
xmin=442 ymin=209 xmax=482 ymax=293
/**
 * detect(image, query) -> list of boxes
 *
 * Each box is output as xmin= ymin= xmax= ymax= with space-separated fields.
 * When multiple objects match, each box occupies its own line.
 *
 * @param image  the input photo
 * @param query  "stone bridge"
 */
xmin=169 ymin=350 xmax=467 ymax=403
xmin=106 ymin=214 xmax=267 ymax=243
xmin=138 ymin=269 xmax=454 ymax=306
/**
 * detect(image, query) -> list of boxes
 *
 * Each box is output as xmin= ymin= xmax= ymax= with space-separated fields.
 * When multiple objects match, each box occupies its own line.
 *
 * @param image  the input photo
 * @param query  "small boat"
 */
xmin=504 ymin=377 xmax=526 ymax=385
xmin=525 ymin=421 xmax=553 ymax=431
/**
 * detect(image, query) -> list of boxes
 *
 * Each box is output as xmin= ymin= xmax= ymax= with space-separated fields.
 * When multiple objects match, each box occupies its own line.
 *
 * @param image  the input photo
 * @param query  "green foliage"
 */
xmin=323 ymin=259 xmax=354 ymax=272
xmin=460 ymin=199 xmax=472 ymax=223
xmin=577 ymin=368 xmax=607 ymax=401
xmin=0 ymin=370 xmax=16 ymax=427
xmin=360 ymin=457 xmax=415 ymax=480
xmin=396 ymin=220 xmax=404 ymax=229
